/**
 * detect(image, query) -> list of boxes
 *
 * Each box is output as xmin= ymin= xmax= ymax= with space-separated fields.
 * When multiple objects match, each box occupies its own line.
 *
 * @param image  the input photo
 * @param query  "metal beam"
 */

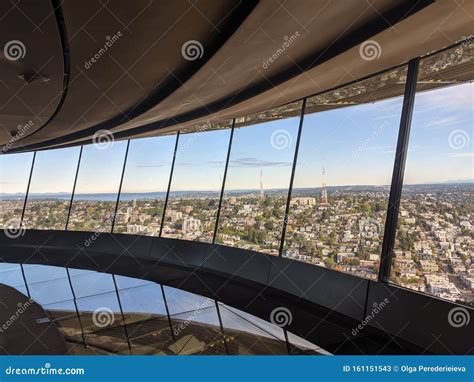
xmin=378 ymin=58 xmax=419 ymax=283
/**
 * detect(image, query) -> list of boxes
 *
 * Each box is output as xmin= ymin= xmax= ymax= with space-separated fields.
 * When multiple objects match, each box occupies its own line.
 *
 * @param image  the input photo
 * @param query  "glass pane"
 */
xmin=23 ymin=264 xmax=67 ymax=285
xmin=287 ymin=331 xmax=329 ymax=355
xmin=75 ymin=292 xmax=129 ymax=354
xmin=0 ymin=263 xmax=26 ymax=288
xmin=216 ymin=102 xmax=302 ymax=255
xmin=67 ymin=141 xmax=127 ymax=232
xmin=392 ymin=45 xmax=473 ymax=305
xmin=43 ymin=300 xmax=83 ymax=338
xmin=163 ymin=285 xmax=213 ymax=316
xmin=69 ymin=271 xmax=116 ymax=298
xmin=283 ymin=67 xmax=407 ymax=279
xmin=116 ymin=282 xmax=172 ymax=354
xmin=162 ymin=127 xmax=231 ymax=243
xmin=23 ymin=147 xmax=80 ymax=230
xmin=169 ymin=306 xmax=225 ymax=355
xmin=114 ymin=275 xmax=154 ymax=289
xmin=218 ymin=305 xmax=288 ymax=355
xmin=23 ymin=264 xmax=68 ymax=283
xmin=0 ymin=152 xmax=33 ymax=228
xmin=114 ymin=136 xmax=176 ymax=236
xmin=75 ymin=292 xmax=124 ymax=334
xmin=28 ymin=278 xmax=74 ymax=305
xmin=118 ymin=284 xmax=167 ymax=318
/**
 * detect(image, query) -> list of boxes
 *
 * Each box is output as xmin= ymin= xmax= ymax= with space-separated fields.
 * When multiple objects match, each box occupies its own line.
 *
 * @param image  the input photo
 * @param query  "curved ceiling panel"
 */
xmin=1 ymin=0 xmax=473 ymax=152
xmin=0 ymin=0 xmax=64 ymax=148
xmin=5 ymin=0 xmax=257 ymax=150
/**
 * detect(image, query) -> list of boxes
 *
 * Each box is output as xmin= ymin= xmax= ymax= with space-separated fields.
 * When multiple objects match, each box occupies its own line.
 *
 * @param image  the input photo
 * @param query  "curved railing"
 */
xmin=0 ymin=230 xmax=472 ymax=354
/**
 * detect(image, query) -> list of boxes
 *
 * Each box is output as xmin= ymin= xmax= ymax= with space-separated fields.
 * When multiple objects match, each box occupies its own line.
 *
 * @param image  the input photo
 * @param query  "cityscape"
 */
xmin=1 ymin=179 xmax=472 ymax=306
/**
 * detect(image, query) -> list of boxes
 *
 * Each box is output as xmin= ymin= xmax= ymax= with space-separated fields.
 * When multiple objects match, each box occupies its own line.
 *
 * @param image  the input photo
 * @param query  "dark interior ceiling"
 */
xmin=0 ymin=0 xmax=472 ymax=153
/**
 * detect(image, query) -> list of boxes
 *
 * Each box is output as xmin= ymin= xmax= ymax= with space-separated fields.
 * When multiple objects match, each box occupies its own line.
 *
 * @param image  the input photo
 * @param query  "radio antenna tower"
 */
xmin=321 ymin=157 xmax=328 ymax=205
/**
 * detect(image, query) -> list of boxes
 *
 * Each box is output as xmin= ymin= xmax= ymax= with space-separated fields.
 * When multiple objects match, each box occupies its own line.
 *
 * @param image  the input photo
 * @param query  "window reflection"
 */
xmin=391 ymin=45 xmax=473 ymax=305
xmin=0 ymin=152 xmax=34 ymax=228
xmin=0 ymin=263 xmax=26 ymax=291
xmin=43 ymin=300 xmax=83 ymax=339
xmin=114 ymin=136 xmax=176 ymax=236
xmin=67 ymin=141 xmax=127 ymax=232
xmin=169 ymin=306 xmax=226 ymax=355
xmin=162 ymin=127 xmax=231 ymax=243
xmin=0 ymin=262 xmax=326 ymax=355
xmin=218 ymin=304 xmax=289 ymax=355
xmin=23 ymin=147 xmax=81 ymax=230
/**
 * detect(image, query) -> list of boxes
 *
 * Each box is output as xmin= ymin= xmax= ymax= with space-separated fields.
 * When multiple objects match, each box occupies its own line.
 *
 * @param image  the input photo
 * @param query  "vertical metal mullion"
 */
xmin=160 ymin=284 xmax=176 ymax=342
xmin=112 ymin=274 xmax=133 ymax=354
xmin=64 ymin=147 xmax=86 ymax=349
xmin=20 ymin=151 xmax=36 ymax=227
xmin=65 ymin=146 xmax=83 ymax=230
xmin=214 ymin=300 xmax=229 ymax=355
xmin=19 ymin=264 xmax=30 ymax=298
xmin=283 ymin=329 xmax=292 ymax=355
xmin=378 ymin=58 xmax=419 ymax=283
xmin=213 ymin=120 xmax=235 ymax=244
xmin=111 ymin=140 xmax=130 ymax=233
xmin=65 ymin=268 xmax=88 ymax=349
xmin=279 ymin=99 xmax=306 ymax=257
xmin=159 ymin=132 xmax=180 ymax=237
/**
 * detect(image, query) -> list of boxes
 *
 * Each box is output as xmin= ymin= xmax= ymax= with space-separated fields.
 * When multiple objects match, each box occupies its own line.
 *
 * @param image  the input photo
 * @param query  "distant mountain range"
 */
xmin=0 ymin=181 xmax=472 ymax=201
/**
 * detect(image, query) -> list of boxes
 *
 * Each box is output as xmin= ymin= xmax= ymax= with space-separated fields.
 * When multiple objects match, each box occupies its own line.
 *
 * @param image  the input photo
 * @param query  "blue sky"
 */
xmin=0 ymin=83 xmax=472 ymax=194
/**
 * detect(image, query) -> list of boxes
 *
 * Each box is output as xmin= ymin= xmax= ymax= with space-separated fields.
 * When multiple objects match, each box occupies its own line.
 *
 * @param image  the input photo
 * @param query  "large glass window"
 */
xmin=216 ymin=102 xmax=302 ymax=255
xmin=114 ymin=136 xmax=176 ymax=236
xmin=0 ymin=152 xmax=34 ymax=228
xmin=162 ymin=127 xmax=231 ymax=243
xmin=67 ymin=141 xmax=127 ymax=232
xmin=23 ymin=147 xmax=81 ymax=230
xmin=391 ymin=45 xmax=473 ymax=305
xmin=283 ymin=67 xmax=408 ymax=279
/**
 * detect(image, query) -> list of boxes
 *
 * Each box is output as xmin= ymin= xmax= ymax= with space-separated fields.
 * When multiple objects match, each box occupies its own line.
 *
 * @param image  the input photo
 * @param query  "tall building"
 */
xmin=183 ymin=217 xmax=202 ymax=234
